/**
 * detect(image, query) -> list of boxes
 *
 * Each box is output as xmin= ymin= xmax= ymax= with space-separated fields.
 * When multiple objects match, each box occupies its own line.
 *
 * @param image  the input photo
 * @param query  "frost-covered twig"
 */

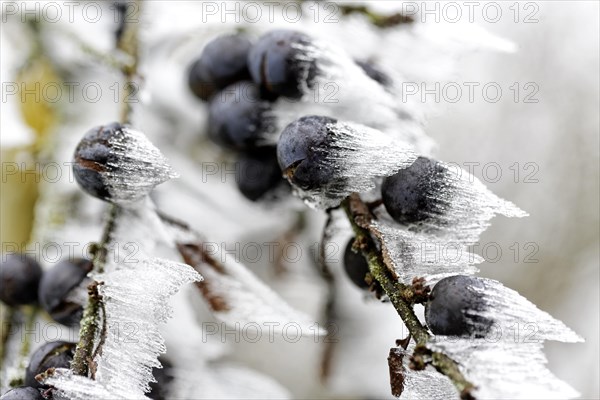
xmin=71 ymin=0 xmax=141 ymax=377
xmin=316 ymin=210 xmax=337 ymax=381
xmin=342 ymin=194 xmax=475 ymax=399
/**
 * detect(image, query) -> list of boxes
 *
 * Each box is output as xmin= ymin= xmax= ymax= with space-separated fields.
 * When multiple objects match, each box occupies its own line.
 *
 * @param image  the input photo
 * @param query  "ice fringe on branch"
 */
xmin=427 ymin=278 xmax=584 ymax=399
xmin=44 ymin=258 xmax=201 ymax=399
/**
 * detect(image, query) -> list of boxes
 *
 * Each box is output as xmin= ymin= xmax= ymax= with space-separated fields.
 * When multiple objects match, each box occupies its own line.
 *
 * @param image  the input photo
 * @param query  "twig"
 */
xmin=315 ymin=210 xmax=337 ymax=382
xmin=341 ymin=194 xmax=475 ymax=399
xmin=71 ymin=0 xmax=142 ymax=376
xmin=71 ymin=282 xmax=102 ymax=376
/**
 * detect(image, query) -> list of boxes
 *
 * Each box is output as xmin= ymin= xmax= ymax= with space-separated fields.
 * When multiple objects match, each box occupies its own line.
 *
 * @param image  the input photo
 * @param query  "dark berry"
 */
xmin=72 ymin=122 xmax=122 ymax=201
xmin=235 ymin=147 xmax=286 ymax=201
xmin=148 ymin=358 xmax=175 ymax=400
xmin=248 ymin=30 xmax=317 ymax=99
xmin=187 ymin=58 xmax=217 ymax=101
xmin=276 ymin=115 xmax=337 ymax=190
xmin=38 ymin=258 xmax=92 ymax=326
xmin=343 ymin=239 xmax=370 ymax=289
xmin=0 ymin=387 xmax=43 ymax=400
xmin=208 ymin=81 xmax=275 ymax=150
xmin=425 ymin=275 xmax=493 ymax=337
xmin=355 ymin=59 xmax=392 ymax=87
xmin=381 ymin=157 xmax=446 ymax=224
xmin=0 ymin=253 xmax=42 ymax=307
xmin=25 ymin=341 xmax=76 ymax=388
xmin=188 ymin=33 xmax=252 ymax=101
xmin=72 ymin=122 xmax=174 ymax=203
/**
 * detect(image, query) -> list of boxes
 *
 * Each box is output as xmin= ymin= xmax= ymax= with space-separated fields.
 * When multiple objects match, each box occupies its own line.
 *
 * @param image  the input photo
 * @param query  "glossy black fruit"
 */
xmin=38 ymin=258 xmax=92 ymax=326
xmin=355 ymin=59 xmax=391 ymax=87
xmin=0 ymin=387 xmax=43 ymax=400
xmin=25 ymin=341 xmax=76 ymax=388
xmin=277 ymin=115 xmax=337 ymax=190
xmin=248 ymin=30 xmax=317 ymax=99
xmin=381 ymin=156 xmax=446 ymax=224
xmin=72 ymin=122 xmax=123 ymax=201
xmin=0 ymin=253 xmax=42 ymax=307
xmin=343 ymin=239 xmax=370 ymax=289
xmin=208 ymin=81 xmax=275 ymax=150
xmin=188 ymin=33 xmax=252 ymax=101
xmin=148 ymin=358 xmax=175 ymax=400
xmin=425 ymin=275 xmax=492 ymax=337
xmin=187 ymin=58 xmax=218 ymax=101
xmin=235 ymin=147 xmax=286 ymax=201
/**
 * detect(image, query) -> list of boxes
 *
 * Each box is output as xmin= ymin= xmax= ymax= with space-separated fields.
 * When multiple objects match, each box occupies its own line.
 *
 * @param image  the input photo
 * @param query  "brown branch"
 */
xmin=341 ymin=193 xmax=475 ymax=399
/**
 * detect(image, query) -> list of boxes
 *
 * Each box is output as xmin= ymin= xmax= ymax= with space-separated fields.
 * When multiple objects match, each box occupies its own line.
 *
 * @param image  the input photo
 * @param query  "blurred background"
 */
xmin=1 ymin=1 xmax=598 ymax=399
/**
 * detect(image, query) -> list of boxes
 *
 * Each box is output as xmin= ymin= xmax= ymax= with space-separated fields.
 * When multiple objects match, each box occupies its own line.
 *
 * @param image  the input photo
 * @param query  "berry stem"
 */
xmin=341 ymin=193 xmax=475 ymax=399
xmin=117 ymin=0 xmax=142 ymax=124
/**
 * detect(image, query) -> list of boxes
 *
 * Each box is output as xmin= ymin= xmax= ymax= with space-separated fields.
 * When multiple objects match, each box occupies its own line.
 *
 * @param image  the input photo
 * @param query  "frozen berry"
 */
xmin=343 ymin=239 xmax=370 ymax=289
xmin=187 ymin=33 xmax=252 ymax=101
xmin=25 ymin=341 xmax=76 ymax=388
xmin=425 ymin=275 xmax=492 ymax=337
xmin=0 ymin=253 xmax=42 ymax=307
xmin=381 ymin=157 xmax=446 ymax=224
xmin=355 ymin=59 xmax=392 ymax=87
xmin=72 ymin=122 xmax=175 ymax=203
xmin=148 ymin=358 xmax=175 ymax=400
xmin=248 ymin=30 xmax=317 ymax=99
xmin=38 ymin=258 xmax=92 ymax=326
xmin=0 ymin=387 xmax=43 ymax=400
xmin=277 ymin=115 xmax=337 ymax=190
xmin=235 ymin=147 xmax=286 ymax=201
xmin=208 ymin=81 xmax=275 ymax=150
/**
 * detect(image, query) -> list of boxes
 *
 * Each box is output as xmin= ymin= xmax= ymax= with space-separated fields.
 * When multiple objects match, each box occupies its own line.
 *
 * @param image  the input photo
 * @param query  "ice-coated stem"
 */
xmin=341 ymin=193 xmax=475 ymax=399
xmin=72 ymin=0 xmax=142 ymax=377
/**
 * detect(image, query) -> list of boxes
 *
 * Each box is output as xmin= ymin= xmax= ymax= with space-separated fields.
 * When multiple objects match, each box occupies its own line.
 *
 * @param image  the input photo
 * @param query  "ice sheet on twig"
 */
xmin=171 ymin=362 xmax=290 ymax=399
xmin=374 ymin=161 xmax=527 ymax=245
xmin=291 ymin=121 xmax=417 ymax=209
xmin=371 ymin=221 xmax=481 ymax=285
xmin=390 ymin=342 xmax=458 ymax=399
xmin=427 ymin=278 xmax=582 ymax=399
xmin=177 ymin=242 xmax=325 ymax=336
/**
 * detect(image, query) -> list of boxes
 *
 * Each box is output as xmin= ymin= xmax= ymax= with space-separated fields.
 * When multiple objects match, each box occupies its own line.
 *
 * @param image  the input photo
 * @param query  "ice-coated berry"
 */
xmin=381 ymin=156 xmax=445 ymax=224
xmin=0 ymin=387 xmax=43 ymax=400
xmin=355 ymin=59 xmax=392 ymax=87
xmin=38 ymin=258 xmax=92 ymax=326
xmin=72 ymin=122 xmax=175 ymax=203
xmin=343 ymin=239 xmax=370 ymax=289
xmin=25 ymin=341 xmax=76 ymax=388
xmin=0 ymin=253 xmax=42 ymax=307
xmin=72 ymin=122 xmax=122 ymax=201
xmin=248 ymin=30 xmax=317 ymax=99
xmin=235 ymin=147 xmax=286 ymax=201
xmin=148 ymin=358 xmax=175 ymax=400
xmin=425 ymin=275 xmax=492 ymax=337
xmin=277 ymin=115 xmax=337 ymax=191
xmin=208 ymin=81 xmax=275 ymax=150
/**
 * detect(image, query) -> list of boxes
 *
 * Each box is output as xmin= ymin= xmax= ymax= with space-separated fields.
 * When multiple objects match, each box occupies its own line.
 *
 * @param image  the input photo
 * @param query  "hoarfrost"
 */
xmin=102 ymin=126 xmax=178 ymax=204
xmin=373 ymin=161 xmax=527 ymax=245
xmin=177 ymin=242 xmax=325 ymax=336
xmin=426 ymin=278 xmax=583 ymax=399
xmin=291 ymin=121 xmax=417 ymax=209
xmin=171 ymin=362 xmax=290 ymax=399
xmin=44 ymin=201 xmax=202 ymax=399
